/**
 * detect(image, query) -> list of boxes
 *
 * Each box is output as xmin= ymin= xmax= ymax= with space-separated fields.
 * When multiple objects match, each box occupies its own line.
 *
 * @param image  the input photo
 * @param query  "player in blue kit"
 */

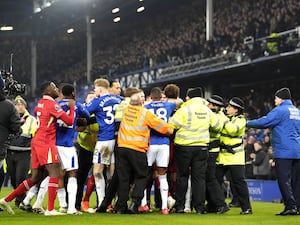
xmin=56 ymin=84 xmax=90 ymax=214
xmin=142 ymin=87 xmax=176 ymax=215
xmin=85 ymin=78 xmax=123 ymax=210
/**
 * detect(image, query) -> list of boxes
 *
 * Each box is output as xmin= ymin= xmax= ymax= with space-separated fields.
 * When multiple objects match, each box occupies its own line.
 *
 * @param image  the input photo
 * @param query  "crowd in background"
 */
xmin=1 ymin=0 xmax=300 ymax=86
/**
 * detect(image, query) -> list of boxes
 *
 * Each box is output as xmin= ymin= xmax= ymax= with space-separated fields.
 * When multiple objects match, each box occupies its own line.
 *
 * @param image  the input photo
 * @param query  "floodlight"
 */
xmin=112 ymin=8 xmax=120 ymax=14
xmin=90 ymin=19 xmax=96 ymax=24
xmin=67 ymin=28 xmax=74 ymax=33
xmin=35 ymin=7 xmax=42 ymax=13
xmin=0 ymin=26 xmax=14 ymax=31
xmin=137 ymin=6 xmax=145 ymax=13
xmin=113 ymin=17 xmax=121 ymax=23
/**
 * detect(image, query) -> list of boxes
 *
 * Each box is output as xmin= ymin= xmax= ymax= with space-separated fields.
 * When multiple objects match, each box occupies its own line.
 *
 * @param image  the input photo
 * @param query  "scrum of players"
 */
xmin=0 ymin=78 xmax=251 ymax=216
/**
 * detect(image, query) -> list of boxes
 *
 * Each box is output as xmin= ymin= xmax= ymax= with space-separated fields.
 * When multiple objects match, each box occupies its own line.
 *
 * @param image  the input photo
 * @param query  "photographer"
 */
xmin=0 ymin=74 xmax=21 ymax=170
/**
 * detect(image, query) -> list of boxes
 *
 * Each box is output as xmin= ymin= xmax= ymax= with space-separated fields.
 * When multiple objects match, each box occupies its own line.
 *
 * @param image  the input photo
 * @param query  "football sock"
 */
xmin=5 ymin=178 xmax=33 ymax=202
xmin=158 ymin=174 xmax=168 ymax=210
xmin=67 ymin=177 xmax=77 ymax=211
xmin=48 ymin=177 xmax=59 ymax=211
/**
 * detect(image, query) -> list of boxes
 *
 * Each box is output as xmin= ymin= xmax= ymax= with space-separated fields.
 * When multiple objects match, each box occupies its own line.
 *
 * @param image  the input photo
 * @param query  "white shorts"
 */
xmin=147 ymin=144 xmax=170 ymax=168
xmin=57 ymin=146 xmax=79 ymax=171
xmin=93 ymin=140 xmax=115 ymax=165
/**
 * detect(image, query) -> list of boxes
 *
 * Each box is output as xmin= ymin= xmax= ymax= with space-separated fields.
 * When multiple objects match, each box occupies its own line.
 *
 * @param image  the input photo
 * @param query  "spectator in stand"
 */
xmin=267 ymin=146 xmax=277 ymax=180
xmin=249 ymin=141 xmax=270 ymax=180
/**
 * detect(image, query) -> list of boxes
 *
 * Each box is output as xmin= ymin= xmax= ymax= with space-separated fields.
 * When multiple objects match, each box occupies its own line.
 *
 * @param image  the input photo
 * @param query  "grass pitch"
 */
xmin=1 ymin=187 xmax=300 ymax=225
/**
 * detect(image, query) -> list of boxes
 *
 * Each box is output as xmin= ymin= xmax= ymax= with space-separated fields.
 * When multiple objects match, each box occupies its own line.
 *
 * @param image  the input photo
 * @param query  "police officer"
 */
xmin=216 ymin=97 xmax=252 ymax=215
xmin=6 ymin=96 xmax=37 ymax=209
xmin=206 ymin=95 xmax=229 ymax=214
xmin=169 ymin=87 xmax=222 ymax=214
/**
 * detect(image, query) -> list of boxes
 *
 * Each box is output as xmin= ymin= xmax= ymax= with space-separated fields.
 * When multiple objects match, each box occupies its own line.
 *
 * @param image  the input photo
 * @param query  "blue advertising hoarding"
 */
xmin=246 ymin=179 xmax=282 ymax=202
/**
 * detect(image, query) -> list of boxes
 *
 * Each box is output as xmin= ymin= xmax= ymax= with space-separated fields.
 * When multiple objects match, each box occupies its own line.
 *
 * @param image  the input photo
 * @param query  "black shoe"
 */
xmin=195 ymin=207 xmax=207 ymax=215
xmin=116 ymin=209 xmax=126 ymax=214
xmin=127 ymin=202 xmax=139 ymax=214
xmin=196 ymin=209 xmax=207 ymax=215
xmin=276 ymin=208 xmax=298 ymax=216
xmin=175 ymin=208 xmax=184 ymax=213
xmin=205 ymin=204 xmax=216 ymax=213
xmin=0 ymin=207 xmax=3 ymax=212
xmin=216 ymin=205 xmax=230 ymax=214
xmin=19 ymin=202 xmax=33 ymax=212
xmin=240 ymin=209 xmax=252 ymax=215
xmin=95 ymin=205 xmax=107 ymax=213
xmin=229 ymin=202 xmax=240 ymax=208
xmin=96 ymin=200 xmax=108 ymax=213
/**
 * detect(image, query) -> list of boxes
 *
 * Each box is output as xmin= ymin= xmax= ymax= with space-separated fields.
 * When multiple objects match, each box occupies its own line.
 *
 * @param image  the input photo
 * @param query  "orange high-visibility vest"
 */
xmin=118 ymin=104 xmax=172 ymax=153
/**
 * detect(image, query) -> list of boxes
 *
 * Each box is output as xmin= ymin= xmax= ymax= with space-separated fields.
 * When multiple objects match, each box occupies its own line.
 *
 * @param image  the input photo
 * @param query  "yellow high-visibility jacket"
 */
xmin=77 ymin=114 xmax=98 ymax=152
xmin=217 ymin=114 xmax=246 ymax=165
xmin=209 ymin=109 xmax=227 ymax=152
xmin=169 ymin=97 xmax=222 ymax=146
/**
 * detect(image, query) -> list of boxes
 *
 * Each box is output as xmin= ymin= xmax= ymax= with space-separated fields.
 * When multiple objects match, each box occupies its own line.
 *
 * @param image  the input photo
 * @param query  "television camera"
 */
xmin=0 ymin=70 xmax=26 ymax=97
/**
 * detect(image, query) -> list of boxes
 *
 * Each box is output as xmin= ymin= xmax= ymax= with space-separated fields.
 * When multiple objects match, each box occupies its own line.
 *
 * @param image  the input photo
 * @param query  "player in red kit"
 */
xmin=0 ymin=81 xmax=75 ymax=216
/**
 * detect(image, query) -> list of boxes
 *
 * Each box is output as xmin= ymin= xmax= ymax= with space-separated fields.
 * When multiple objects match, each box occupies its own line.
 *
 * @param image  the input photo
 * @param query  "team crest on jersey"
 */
xmin=55 ymin=104 xmax=62 ymax=112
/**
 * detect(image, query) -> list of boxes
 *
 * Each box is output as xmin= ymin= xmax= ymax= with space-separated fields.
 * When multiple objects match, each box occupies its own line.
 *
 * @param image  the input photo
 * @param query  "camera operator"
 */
xmin=0 ymin=74 xmax=22 ymax=171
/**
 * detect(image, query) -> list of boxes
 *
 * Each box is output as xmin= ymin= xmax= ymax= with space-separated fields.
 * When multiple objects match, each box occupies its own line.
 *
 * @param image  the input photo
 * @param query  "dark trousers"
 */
xmin=174 ymin=145 xmax=208 ymax=211
xmin=275 ymin=158 xmax=300 ymax=210
xmin=75 ymin=143 xmax=93 ymax=209
xmin=206 ymin=152 xmax=226 ymax=209
xmin=6 ymin=150 xmax=31 ymax=206
xmin=102 ymin=146 xmax=119 ymax=207
xmin=216 ymin=164 xmax=251 ymax=211
xmin=117 ymin=147 xmax=148 ymax=211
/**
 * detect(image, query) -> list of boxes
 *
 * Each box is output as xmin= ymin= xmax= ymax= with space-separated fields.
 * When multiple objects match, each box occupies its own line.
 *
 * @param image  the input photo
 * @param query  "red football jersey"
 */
xmin=33 ymin=95 xmax=65 ymax=144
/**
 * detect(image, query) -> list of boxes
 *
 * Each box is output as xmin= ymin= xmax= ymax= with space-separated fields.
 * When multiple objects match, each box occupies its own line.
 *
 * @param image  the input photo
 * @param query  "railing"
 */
xmin=157 ymin=54 xmax=235 ymax=79
xmin=242 ymin=26 xmax=300 ymax=60
xmin=111 ymin=27 xmax=300 ymax=89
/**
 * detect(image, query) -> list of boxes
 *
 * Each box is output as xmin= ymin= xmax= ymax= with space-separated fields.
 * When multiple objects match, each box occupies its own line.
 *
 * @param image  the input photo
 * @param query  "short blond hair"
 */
xmin=94 ymin=78 xmax=109 ymax=88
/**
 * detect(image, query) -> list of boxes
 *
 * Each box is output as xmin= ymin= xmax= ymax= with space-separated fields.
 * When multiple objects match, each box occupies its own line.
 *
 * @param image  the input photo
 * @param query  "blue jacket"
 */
xmin=246 ymin=100 xmax=300 ymax=159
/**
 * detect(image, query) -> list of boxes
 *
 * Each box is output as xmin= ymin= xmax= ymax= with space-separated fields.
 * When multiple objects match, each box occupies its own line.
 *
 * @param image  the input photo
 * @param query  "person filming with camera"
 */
xmin=0 ymin=74 xmax=21 ymax=172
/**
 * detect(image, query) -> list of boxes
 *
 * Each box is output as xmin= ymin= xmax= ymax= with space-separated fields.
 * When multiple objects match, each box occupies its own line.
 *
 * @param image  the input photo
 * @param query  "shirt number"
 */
xmin=103 ymin=104 xmax=118 ymax=124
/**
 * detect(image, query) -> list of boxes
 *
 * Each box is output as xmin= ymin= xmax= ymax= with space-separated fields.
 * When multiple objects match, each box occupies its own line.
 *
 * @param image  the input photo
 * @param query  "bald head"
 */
xmin=130 ymin=92 xmax=143 ymax=105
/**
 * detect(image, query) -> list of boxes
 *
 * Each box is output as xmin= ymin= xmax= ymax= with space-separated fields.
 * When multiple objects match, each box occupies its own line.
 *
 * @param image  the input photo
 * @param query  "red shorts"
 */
xmin=31 ymin=140 xmax=60 ymax=169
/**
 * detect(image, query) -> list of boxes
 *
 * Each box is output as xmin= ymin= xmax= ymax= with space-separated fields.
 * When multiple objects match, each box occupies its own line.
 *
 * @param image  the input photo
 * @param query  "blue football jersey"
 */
xmin=145 ymin=101 xmax=176 ymax=145
xmin=56 ymin=99 xmax=90 ymax=147
xmin=85 ymin=94 xmax=123 ymax=141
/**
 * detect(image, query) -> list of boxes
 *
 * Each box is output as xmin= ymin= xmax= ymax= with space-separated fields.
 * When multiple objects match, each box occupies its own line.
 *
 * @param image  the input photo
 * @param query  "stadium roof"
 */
xmin=0 ymin=0 xmax=188 ymax=37
xmin=0 ymin=0 xmax=33 ymax=32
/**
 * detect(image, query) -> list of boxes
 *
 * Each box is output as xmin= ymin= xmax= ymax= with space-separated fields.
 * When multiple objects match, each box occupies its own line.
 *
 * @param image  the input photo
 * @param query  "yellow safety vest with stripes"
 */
xmin=77 ymin=114 xmax=98 ymax=152
xmin=169 ymin=97 xmax=222 ymax=146
xmin=217 ymin=114 xmax=246 ymax=165
xmin=118 ymin=104 xmax=173 ymax=153
xmin=209 ymin=109 xmax=227 ymax=152
xmin=115 ymin=97 xmax=130 ymax=122
xmin=8 ymin=109 xmax=37 ymax=151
